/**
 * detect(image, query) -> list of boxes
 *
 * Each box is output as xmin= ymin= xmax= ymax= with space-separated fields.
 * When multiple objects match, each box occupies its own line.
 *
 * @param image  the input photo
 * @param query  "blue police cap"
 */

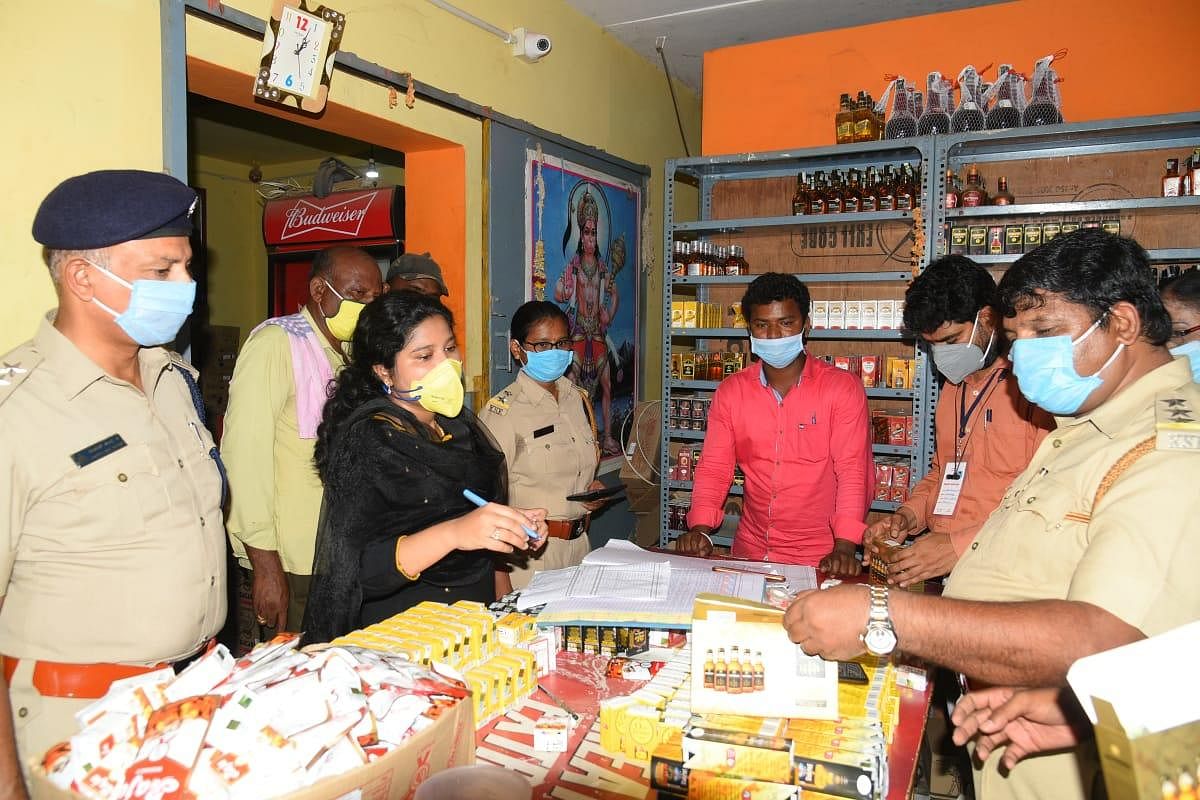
xmin=32 ymin=170 xmax=198 ymax=249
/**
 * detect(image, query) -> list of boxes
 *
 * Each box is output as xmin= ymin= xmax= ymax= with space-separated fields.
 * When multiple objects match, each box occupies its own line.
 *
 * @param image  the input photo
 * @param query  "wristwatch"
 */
xmin=860 ymin=585 xmax=897 ymax=656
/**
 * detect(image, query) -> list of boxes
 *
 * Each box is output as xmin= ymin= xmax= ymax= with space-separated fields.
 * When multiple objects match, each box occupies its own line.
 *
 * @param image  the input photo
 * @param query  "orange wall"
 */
xmin=703 ymin=0 xmax=1200 ymax=155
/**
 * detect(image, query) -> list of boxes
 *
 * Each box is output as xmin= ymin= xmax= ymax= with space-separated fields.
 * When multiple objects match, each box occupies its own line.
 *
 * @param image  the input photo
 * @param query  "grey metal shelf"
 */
xmin=946 ymin=196 xmax=1200 ymax=219
xmin=873 ymin=444 xmax=913 ymax=456
xmin=667 ymin=379 xmax=915 ymax=400
xmin=973 ymin=248 xmax=1200 ymax=266
xmin=666 ymin=480 xmax=744 ymax=496
xmin=667 ymin=428 xmax=706 ymax=440
xmin=671 ymin=271 xmax=912 ymax=285
xmin=872 ymin=500 xmax=902 ymax=513
xmin=672 ymin=209 xmax=914 ymax=233
xmin=670 ymin=327 xmax=907 ymax=340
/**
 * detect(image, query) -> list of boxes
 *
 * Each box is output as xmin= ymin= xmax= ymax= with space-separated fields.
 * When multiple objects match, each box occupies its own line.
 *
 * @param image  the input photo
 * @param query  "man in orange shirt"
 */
xmin=865 ymin=256 xmax=1053 ymax=586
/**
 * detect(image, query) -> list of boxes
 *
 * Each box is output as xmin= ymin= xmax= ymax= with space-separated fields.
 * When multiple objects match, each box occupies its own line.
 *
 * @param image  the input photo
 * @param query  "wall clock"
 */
xmin=253 ymin=1 xmax=345 ymax=113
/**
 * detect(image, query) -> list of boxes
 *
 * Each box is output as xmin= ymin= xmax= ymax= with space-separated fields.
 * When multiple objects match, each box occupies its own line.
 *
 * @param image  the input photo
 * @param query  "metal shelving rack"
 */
xmin=660 ymin=138 xmax=940 ymax=548
xmin=659 ymin=111 xmax=1200 ymax=550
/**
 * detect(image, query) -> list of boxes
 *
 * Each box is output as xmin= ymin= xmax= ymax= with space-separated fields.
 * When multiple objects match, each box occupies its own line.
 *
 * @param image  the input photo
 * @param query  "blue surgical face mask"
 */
xmin=522 ymin=348 xmax=573 ymax=383
xmin=1170 ymin=340 xmax=1200 ymax=383
xmin=87 ymin=259 xmax=196 ymax=346
xmin=750 ymin=331 xmax=806 ymax=369
xmin=1010 ymin=315 xmax=1124 ymax=415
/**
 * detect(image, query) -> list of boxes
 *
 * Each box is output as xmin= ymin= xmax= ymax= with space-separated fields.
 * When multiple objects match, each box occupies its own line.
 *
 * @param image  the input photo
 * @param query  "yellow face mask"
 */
xmin=396 ymin=358 xmax=464 ymax=417
xmin=322 ymin=280 xmax=365 ymax=341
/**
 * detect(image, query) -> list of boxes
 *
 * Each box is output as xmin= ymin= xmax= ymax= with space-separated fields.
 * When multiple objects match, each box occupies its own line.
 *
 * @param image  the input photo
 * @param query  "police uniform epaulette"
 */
xmin=166 ymin=350 xmax=199 ymax=378
xmin=486 ymin=388 xmax=513 ymax=416
xmin=1154 ymin=389 xmax=1200 ymax=452
xmin=0 ymin=345 xmax=42 ymax=410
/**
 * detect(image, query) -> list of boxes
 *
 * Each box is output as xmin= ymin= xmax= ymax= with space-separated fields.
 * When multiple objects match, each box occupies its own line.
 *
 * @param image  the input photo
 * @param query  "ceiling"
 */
xmin=188 ymin=95 xmax=405 ymax=169
xmin=565 ymin=0 xmax=1012 ymax=92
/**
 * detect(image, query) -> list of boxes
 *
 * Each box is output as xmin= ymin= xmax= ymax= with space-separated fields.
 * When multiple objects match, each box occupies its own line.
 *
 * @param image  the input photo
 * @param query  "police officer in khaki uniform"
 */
xmin=484 ymin=301 xmax=611 ymax=592
xmin=778 ymin=230 xmax=1200 ymax=800
xmin=0 ymin=171 xmax=226 ymax=792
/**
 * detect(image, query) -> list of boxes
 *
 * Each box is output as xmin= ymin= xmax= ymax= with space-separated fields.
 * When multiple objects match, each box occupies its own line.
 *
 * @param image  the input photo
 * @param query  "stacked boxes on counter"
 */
xmin=827 ymin=355 xmax=915 ymax=389
xmin=668 ymin=397 xmax=712 ymax=431
xmin=651 ymin=657 xmax=903 ymax=800
xmin=666 ymin=446 xmax=746 ymax=486
xmin=671 ymin=300 xmax=741 ymax=329
xmin=949 ymin=216 xmax=1120 ymax=257
xmin=874 ymin=459 xmax=912 ymax=504
xmin=811 ymin=299 xmax=904 ymax=331
xmin=670 ymin=349 xmax=748 ymax=381
xmin=333 ymin=601 xmax=554 ymax=727
xmin=599 ymin=645 xmax=694 ymax=761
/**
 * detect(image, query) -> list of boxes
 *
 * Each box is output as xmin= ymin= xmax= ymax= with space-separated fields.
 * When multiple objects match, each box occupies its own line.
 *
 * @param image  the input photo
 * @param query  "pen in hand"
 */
xmin=462 ymin=488 xmax=540 ymax=540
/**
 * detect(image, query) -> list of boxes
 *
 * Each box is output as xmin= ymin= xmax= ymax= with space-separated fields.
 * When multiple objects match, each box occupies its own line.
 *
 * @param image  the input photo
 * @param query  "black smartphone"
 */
xmin=566 ymin=484 xmax=626 ymax=503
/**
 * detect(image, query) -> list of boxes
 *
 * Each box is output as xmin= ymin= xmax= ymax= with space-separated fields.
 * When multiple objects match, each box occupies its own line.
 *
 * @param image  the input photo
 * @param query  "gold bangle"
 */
xmin=395 ymin=536 xmax=422 ymax=581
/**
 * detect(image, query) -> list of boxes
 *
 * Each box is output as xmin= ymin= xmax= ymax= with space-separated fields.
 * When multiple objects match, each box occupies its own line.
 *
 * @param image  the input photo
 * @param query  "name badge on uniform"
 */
xmin=70 ymin=434 xmax=127 ymax=467
xmin=533 ymin=425 xmax=555 ymax=439
xmin=933 ymin=461 xmax=966 ymax=516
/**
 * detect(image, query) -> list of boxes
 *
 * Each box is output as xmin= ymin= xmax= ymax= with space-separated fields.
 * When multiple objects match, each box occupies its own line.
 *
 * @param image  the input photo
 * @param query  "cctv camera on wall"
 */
xmin=511 ymin=27 xmax=552 ymax=62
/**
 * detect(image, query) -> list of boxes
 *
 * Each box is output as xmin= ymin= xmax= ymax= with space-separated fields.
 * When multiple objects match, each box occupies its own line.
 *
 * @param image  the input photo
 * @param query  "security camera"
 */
xmin=511 ymin=27 xmax=552 ymax=62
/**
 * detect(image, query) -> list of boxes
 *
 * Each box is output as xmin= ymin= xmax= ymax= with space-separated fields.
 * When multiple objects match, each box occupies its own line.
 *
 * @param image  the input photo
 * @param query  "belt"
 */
xmin=2 ymin=641 xmax=214 ymax=699
xmin=546 ymin=515 xmax=590 ymax=541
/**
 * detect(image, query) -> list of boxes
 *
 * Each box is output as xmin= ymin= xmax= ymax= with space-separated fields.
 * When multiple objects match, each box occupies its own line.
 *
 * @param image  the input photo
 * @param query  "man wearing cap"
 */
xmin=0 ymin=170 xmax=226 ymax=790
xmin=221 ymin=246 xmax=383 ymax=636
xmin=385 ymin=252 xmax=449 ymax=296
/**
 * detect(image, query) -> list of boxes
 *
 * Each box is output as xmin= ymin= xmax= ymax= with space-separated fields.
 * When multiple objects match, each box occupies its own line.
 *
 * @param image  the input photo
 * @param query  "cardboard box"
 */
xmin=844 ymin=301 xmax=861 ymax=330
xmin=876 ymin=300 xmax=895 ymax=330
xmin=810 ymin=300 xmax=829 ymax=330
xmin=1041 ymin=221 xmax=1062 ymax=244
xmin=828 ymin=301 xmax=846 ymax=330
xmin=1004 ymin=224 xmax=1024 ymax=255
xmin=893 ymin=301 xmax=905 ymax=331
xmin=987 ymin=225 xmax=1004 ymax=256
xmin=949 ymin=226 xmax=969 ymax=256
xmin=861 ymin=301 xmax=878 ymax=330
xmin=860 ymin=356 xmax=880 ymax=388
xmin=32 ymin=691 xmax=475 ymax=800
xmin=968 ymin=226 xmax=988 ymax=256
xmin=1023 ymin=224 xmax=1043 ymax=253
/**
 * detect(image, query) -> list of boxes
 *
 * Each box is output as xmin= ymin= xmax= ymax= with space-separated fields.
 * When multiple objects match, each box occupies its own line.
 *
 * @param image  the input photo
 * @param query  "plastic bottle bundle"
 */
xmin=879 ymin=77 xmax=918 ymax=140
xmin=951 ymin=66 xmax=987 ymax=133
xmin=1023 ymin=51 xmax=1065 ymax=127
xmin=984 ymin=64 xmax=1025 ymax=130
xmin=918 ymin=71 xmax=953 ymax=136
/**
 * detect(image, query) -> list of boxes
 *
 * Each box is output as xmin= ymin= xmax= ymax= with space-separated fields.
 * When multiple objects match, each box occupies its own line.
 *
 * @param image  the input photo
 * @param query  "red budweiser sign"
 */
xmin=262 ymin=186 xmax=404 ymax=248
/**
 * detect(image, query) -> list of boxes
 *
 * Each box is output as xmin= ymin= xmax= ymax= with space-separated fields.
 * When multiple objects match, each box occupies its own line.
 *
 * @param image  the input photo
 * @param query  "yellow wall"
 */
xmin=1 ymin=0 xmax=165 ymax=349
xmin=2 ymin=0 xmax=700 ymax=400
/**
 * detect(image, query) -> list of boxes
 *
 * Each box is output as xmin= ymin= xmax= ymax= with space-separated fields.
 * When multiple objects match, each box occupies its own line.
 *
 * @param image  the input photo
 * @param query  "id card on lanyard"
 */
xmin=933 ymin=461 xmax=967 ymax=516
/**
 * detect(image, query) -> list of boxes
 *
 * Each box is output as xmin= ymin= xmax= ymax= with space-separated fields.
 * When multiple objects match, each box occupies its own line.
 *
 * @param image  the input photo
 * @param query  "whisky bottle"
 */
xmin=895 ymin=165 xmax=915 ymax=212
xmin=860 ymin=167 xmax=878 ymax=213
xmin=1023 ymin=54 xmax=1064 ymax=127
xmin=876 ymin=166 xmax=896 ymax=212
xmin=844 ymin=169 xmax=862 ymax=213
xmin=992 ymin=177 xmax=1015 ymax=205
xmin=945 ymin=169 xmax=960 ymax=209
xmin=714 ymin=647 xmax=728 ymax=691
xmin=1163 ymin=159 xmax=1183 ymax=197
xmin=853 ymin=92 xmax=874 ymax=143
xmin=835 ymin=93 xmax=855 ymax=144
xmin=884 ymin=78 xmax=917 ymax=140
xmin=952 ymin=65 xmax=987 ymax=133
xmin=792 ymin=173 xmax=808 ymax=215
xmin=986 ymin=64 xmax=1023 ymax=130
xmin=961 ymin=164 xmax=987 ymax=207
xmin=728 ymin=646 xmax=742 ymax=694
xmin=917 ymin=71 xmax=952 ymax=136
xmin=826 ymin=170 xmax=844 ymax=214
xmin=809 ymin=172 xmax=827 ymax=215
xmin=753 ymin=651 xmax=765 ymax=691
xmin=703 ymin=648 xmax=715 ymax=689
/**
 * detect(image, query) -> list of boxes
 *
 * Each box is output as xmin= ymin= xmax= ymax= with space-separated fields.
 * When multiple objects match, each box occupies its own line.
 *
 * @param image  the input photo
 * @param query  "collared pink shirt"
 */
xmin=686 ymin=357 xmax=874 ymax=565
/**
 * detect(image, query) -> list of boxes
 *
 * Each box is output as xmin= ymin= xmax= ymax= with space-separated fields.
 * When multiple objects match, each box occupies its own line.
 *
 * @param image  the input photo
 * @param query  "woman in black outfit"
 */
xmin=303 ymin=292 xmax=547 ymax=643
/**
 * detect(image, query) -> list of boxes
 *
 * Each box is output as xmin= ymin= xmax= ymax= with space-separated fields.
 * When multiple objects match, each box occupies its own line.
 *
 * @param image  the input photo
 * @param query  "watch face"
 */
xmin=864 ymin=625 xmax=897 ymax=656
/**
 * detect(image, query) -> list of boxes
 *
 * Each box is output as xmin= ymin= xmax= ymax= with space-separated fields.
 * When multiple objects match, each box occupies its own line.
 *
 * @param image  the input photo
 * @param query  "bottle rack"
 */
xmin=660 ymin=111 xmax=1200 ymax=550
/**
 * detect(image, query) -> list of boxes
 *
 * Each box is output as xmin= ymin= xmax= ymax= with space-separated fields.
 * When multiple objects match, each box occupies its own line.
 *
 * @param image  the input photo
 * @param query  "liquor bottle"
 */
xmin=884 ymin=78 xmax=918 ymax=140
xmin=895 ymin=165 xmax=915 ymax=211
xmin=727 ymin=646 xmax=742 ymax=693
xmin=917 ymin=71 xmax=952 ymax=136
xmin=876 ymin=166 xmax=896 ymax=211
xmin=835 ymin=93 xmax=855 ymax=144
xmin=1186 ymin=148 xmax=1200 ymax=195
xmin=725 ymin=245 xmax=749 ymax=276
xmin=961 ymin=164 xmax=987 ymax=207
xmin=853 ymin=92 xmax=874 ymax=142
xmin=686 ymin=242 xmax=705 ymax=277
xmin=1024 ymin=54 xmax=1064 ymax=127
xmin=703 ymin=649 xmax=715 ymax=689
xmin=992 ymin=177 xmax=1015 ymax=205
xmin=753 ymin=651 xmax=765 ymax=691
xmin=671 ymin=241 xmax=685 ymax=276
xmin=986 ymin=64 xmax=1022 ymax=130
xmin=844 ymin=169 xmax=862 ymax=213
xmin=809 ymin=172 xmax=827 ymax=215
xmin=713 ymin=647 xmax=728 ymax=691
xmin=792 ymin=172 xmax=808 ymax=215
xmin=715 ymin=246 xmax=728 ymax=276
xmin=860 ymin=167 xmax=878 ymax=213
xmin=945 ymin=169 xmax=960 ymax=209
xmin=952 ymin=65 xmax=987 ymax=133
xmin=826 ymin=170 xmax=844 ymax=214
xmin=912 ymin=89 xmax=924 ymax=121
xmin=1163 ymin=159 xmax=1183 ymax=197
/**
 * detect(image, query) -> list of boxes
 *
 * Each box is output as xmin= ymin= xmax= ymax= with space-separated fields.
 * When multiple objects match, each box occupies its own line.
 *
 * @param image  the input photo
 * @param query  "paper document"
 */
xmin=565 ymin=562 xmax=669 ymax=601
xmin=583 ymin=541 xmax=818 ymax=595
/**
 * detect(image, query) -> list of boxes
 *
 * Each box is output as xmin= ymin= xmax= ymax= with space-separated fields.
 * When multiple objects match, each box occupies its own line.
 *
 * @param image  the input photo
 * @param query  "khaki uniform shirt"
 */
xmin=0 ymin=318 xmax=226 ymax=665
xmin=944 ymin=357 xmax=1200 ymax=800
xmin=221 ymin=307 xmax=343 ymax=575
xmin=482 ymin=372 xmax=600 ymax=588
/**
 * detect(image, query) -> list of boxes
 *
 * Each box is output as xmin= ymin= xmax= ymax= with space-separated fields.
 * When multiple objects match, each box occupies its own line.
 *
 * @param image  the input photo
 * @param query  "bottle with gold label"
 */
xmin=826 ymin=170 xmax=844 ymax=214
xmin=836 ymin=93 xmax=855 ymax=144
xmin=792 ymin=172 xmax=809 ymax=216
xmin=961 ymin=164 xmax=987 ymax=207
xmin=727 ymin=646 xmax=742 ymax=693
xmin=753 ymin=651 xmax=765 ymax=691
xmin=713 ymin=647 xmax=728 ymax=691
xmin=861 ymin=168 xmax=878 ymax=213
xmin=703 ymin=649 xmax=715 ymax=689
xmin=844 ymin=169 xmax=862 ymax=213
xmin=809 ymin=172 xmax=827 ymax=215
xmin=945 ymin=169 xmax=960 ymax=209
xmin=853 ymin=92 xmax=874 ymax=142
xmin=876 ymin=166 xmax=896 ymax=212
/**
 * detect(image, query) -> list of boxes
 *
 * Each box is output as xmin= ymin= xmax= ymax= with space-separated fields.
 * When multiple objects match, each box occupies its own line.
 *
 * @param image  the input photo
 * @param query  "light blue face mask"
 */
xmin=750 ymin=331 xmax=806 ymax=369
xmin=522 ymin=347 xmax=573 ymax=383
xmin=1170 ymin=340 xmax=1200 ymax=383
xmin=1010 ymin=315 xmax=1124 ymax=416
xmin=87 ymin=259 xmax=196 ymax=346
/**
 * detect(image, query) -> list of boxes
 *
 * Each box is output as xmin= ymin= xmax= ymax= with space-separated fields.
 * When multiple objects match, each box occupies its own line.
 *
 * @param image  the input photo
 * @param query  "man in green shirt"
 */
xmin=221 ymin=246 xmax=383 ymax=634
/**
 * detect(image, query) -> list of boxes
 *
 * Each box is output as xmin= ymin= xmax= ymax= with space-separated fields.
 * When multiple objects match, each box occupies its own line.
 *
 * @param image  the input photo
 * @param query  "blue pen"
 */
xmin=462 ymin=488 xmax=539 ymax=540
